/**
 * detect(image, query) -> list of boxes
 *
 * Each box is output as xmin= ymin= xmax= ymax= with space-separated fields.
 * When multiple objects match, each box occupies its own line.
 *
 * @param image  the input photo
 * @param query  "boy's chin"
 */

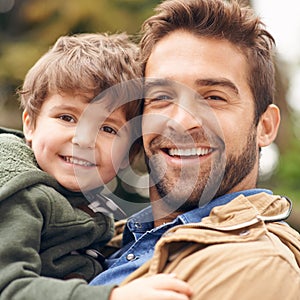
xmin=58 ymin=179 xmax=100 ymax=193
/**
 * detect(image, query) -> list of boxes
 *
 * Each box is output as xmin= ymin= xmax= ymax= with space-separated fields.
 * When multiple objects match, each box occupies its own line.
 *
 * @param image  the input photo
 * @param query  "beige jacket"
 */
xmin=122 ymin=193 xmax=300 ymax=299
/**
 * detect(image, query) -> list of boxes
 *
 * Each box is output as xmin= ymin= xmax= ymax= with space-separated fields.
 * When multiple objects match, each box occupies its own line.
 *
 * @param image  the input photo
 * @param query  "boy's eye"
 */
xmin=100 ymin=126 xmax=117 ymax=135
xmin=59 ymin=115 xmax=75 ymax=123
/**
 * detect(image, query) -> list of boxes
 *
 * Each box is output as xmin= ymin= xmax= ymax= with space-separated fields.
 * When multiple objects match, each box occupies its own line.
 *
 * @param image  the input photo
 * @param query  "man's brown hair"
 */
xmin=140 ymin=0 xmax=276 ymax=124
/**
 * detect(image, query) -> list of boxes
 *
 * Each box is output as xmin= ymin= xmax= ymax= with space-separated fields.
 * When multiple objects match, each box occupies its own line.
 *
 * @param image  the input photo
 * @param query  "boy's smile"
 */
xmin=60 ymin=155 xmax=97 ymax=167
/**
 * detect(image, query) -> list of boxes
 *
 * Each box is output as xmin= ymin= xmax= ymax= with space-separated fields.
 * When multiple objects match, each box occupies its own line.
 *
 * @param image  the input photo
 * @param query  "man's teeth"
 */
xmin=64 ymin=156 xmax=95 ymax=167
xmin=168 ymin=148 xmax=211 ymax=157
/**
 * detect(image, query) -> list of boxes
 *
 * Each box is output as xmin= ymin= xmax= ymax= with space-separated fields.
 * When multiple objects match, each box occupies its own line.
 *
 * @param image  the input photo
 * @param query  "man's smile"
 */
xmin=156 ymin=145 xmax=215 ymax=166
xmin=167 ymin=147 xmax=213 ymax=157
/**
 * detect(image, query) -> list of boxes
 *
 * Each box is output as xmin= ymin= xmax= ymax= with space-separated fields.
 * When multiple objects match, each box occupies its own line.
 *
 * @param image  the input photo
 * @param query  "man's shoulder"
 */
xmin=123 ymin=192 xmax=300 ymax=299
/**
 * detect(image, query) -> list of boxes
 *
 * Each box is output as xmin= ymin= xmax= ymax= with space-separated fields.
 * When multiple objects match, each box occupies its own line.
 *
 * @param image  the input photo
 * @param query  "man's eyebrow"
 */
xmin=195 ymin=78 xmax=239 ymax=95
xmin=144 ymin=78 xmax=174 ymax=92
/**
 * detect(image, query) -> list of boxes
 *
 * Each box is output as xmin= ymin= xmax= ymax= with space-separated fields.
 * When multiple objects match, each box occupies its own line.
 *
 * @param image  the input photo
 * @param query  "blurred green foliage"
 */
xmin=267 ymin=135 xmax=300 ymax=200
xmin=259 ymin=117 xmax=300 ymax=230
xmin=0 ymin=0 xmax=160 ymax=128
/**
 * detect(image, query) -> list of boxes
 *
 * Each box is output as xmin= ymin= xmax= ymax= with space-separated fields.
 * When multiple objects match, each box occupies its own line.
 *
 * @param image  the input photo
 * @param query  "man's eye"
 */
xmin=100 ymin=126 xmax=117 ymax=135
xmin=145 ymin=93 xmax=173 ymax=102
xmin=206 ymin=95 xmax=226 ymax=101
xmin=59 ymin=115 xmax=75 ymax=122
xmin=152 ymin=94 xmax=172 ymax=101
xmin=144 ymin=95 xmax=173 ymax=107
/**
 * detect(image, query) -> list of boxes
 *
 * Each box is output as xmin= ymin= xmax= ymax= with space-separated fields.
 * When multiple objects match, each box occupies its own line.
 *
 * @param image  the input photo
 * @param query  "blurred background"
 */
xmin=0 ymin=0 xmax=299 ymax=229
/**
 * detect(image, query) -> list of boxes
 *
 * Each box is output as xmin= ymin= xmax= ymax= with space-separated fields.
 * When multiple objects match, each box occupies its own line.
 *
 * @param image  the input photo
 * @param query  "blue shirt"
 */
xmin=89 ymin=188 xmax=272 ymax=286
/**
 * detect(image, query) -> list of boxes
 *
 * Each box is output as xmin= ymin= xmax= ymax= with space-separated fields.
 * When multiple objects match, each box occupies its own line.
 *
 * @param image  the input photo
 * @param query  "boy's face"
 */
xmin=23 ymin=92 xmax=131 ymax=192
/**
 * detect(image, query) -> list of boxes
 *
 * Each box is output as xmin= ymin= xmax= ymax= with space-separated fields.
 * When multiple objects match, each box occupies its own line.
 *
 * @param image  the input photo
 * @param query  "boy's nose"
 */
xmin=72 ymin=132 xmax=95 ymax=149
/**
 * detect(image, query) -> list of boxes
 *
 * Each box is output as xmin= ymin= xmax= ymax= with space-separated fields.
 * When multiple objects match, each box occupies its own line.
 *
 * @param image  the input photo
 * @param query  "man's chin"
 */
xmin=157 ymin=188 xmax=202 ymax=211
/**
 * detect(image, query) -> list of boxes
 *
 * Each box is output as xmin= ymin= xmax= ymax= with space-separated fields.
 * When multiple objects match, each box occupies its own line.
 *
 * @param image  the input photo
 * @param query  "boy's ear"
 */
xmin=257 ymin=104 xmax=280 ymax=147
xmin=22 ymin=110 xmax=34 ymax=142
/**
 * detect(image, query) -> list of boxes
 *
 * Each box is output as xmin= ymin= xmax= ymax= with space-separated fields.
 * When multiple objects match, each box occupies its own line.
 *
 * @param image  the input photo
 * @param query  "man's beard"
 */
xmin=147 ymin=128 xmax=258 ymax=213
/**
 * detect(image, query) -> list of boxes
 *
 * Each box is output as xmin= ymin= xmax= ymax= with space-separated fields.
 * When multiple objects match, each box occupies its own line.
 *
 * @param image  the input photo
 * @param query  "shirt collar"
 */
xmin=127 ymin=206 xmax=154 ymax=231
xmin=178 ymin=188 xmax=272 ymax=224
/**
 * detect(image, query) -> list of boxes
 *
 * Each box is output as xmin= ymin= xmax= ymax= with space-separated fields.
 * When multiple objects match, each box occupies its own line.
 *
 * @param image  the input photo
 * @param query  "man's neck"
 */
xmin=153 ymin=211 xmax=181 ymax=227
xmin=149 ymin=187 xmax=183 ymax=227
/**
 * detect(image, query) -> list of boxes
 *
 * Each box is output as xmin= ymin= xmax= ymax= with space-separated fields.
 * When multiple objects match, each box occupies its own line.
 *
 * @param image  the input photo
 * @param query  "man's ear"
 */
xmin=22 ymin=110 xmax=34 ymax=142
xmin=257 ymin=104 xmax=280 ymax=147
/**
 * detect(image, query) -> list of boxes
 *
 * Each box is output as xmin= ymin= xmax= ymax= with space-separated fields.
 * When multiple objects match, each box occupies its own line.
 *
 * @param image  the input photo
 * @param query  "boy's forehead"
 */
xmin=47 ymin=91 xmax=128 ymax=111
xmin=92 ymin=91 xmax=129 ymax=111
xmin=53 ymin=90 xmax=95 ymax=103
xmin=72 ymin=91 xmax=95 ymax=102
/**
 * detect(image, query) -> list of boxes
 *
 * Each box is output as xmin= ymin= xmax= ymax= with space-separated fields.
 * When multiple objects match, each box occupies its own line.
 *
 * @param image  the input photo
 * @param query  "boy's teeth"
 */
xmin=64 ymin=156 xmax=95 ymax=167
xmin=168 ymin=148 xmax=211 ymax=156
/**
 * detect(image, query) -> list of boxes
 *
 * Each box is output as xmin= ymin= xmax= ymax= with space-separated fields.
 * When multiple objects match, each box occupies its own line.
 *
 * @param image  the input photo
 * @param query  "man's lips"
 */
xmin=167 ymin=147 xmax=213 ymax=157
xmin=60 ymin=155 xmax=96 ymax=167
xmin=149 ymin=131 xmax=218 ymax=159
xmin=158 ymin=146 xmax=214 ymax=162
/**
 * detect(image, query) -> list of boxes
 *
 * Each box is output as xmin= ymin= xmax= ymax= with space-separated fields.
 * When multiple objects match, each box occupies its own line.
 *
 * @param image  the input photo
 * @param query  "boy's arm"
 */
xmin=0 ymin=189 xmax=114 ymax=300
xmin=0 ymin=193 xmax=192 ymax=300
xmin=97 ymin=219 xmax=126 ymax=258
xmin=110 ymin=274 xmax=192 ymax=300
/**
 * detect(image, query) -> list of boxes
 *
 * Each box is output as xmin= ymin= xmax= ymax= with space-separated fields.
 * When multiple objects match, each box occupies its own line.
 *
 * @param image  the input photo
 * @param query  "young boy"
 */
xmin=0 ymin=33 xmax=192 ymax=300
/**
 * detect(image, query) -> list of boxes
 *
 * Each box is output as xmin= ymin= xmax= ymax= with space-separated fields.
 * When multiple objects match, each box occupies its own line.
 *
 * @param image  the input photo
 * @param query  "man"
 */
xmin=90 ymin=0 xmax=300 ymax=298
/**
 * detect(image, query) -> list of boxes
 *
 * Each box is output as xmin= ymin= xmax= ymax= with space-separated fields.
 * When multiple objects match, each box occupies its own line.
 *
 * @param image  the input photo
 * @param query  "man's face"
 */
xmin=143 ymin=31 xmax=260 ymax=213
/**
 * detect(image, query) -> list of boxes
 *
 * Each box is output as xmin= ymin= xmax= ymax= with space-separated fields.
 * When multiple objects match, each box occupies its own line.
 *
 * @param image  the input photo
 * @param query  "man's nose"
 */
xmin=166 ymin=102 xmax=202 ymax=134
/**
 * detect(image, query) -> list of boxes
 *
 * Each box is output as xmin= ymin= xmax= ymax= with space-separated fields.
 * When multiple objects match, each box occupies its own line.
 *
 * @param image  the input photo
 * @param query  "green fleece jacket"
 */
xmin=0 ymin=128 xmax=116 ymax=299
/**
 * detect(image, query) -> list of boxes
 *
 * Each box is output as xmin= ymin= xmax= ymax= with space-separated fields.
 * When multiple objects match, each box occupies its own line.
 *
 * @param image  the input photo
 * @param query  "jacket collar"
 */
xmin=179 ymin=188 xmax=273 ymax=224
xmin=172 ymin=192 xmax=292 ymax=233
xmin=149 ymin=193 xmax=294 ymax=274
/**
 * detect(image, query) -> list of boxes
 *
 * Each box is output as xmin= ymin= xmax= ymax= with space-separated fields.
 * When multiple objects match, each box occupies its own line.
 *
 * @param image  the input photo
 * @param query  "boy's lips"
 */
xmin=60 ymin=155 xmax=96 ymax=167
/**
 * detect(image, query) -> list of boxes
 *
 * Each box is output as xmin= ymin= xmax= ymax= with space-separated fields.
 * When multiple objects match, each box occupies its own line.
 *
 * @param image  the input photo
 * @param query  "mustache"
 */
xmin=149 ymin=128 xmax=224 ymax=149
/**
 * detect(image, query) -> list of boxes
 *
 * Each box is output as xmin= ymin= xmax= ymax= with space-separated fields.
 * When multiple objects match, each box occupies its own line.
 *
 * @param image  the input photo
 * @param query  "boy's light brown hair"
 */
xmin=18 ymin=32 xmax=142 ymax=159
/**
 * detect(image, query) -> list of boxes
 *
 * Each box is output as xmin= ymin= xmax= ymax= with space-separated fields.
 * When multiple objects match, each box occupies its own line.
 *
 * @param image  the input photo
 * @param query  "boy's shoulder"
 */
xmin=0 ymin=126 xmax=24 ymax=138
xmin=0 ymin=127 xmax=36 ymax=172
xmin=0 ymin=128 xmax=45 ymax=196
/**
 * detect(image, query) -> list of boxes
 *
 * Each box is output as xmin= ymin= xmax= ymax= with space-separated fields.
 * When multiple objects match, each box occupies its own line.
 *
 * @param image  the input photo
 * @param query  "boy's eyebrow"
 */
xmin=104 ymin=115 xmax=128 ymax=130
xmin=48 ymin=104 xmax=79 ymax=113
